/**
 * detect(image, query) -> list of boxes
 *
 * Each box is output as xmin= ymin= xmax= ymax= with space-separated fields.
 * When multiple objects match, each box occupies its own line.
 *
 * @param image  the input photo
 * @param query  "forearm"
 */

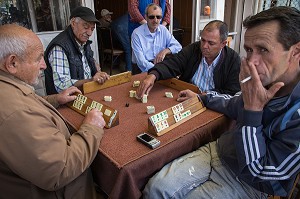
xmin=73 ymin=78 xmax=92 ymax=88
xmin=1 ymin=110 xmax=103 ymax=191
xmin=162 ymin=0 xmax=171 ymax=24
xmin=43 ymin=94 xmax=60 ymax=108
xmin=234 ymin=109 xmax=297 ymax=180
xmin=204 ymin=90 xmax=239 ymax=118
xmin=49 ymin=46 xmax=76 ymax=93
xmin=128 ymin=0 xmax=144 ymax=23
xmin=149 ymin=46 xmax=191 ymax=80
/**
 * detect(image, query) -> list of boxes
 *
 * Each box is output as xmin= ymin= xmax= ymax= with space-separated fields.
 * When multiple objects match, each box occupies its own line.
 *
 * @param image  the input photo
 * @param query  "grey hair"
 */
xmin=145 ymin=3 xmax=162 ymax=16
xmin=203 ymin=20 xmax=229 ymax=42
xmin=70 ymin=17 xmax=82 ymax=24
xmin=0 ymin=32 xmax=27 ymax=61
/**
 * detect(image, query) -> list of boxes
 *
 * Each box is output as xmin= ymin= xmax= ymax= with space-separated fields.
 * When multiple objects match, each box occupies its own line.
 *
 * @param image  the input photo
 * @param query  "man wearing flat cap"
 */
xmin=99 ymin=8 xmax=113 ymax=28
xmin=44 ymin=6 xmax=109 ymax=94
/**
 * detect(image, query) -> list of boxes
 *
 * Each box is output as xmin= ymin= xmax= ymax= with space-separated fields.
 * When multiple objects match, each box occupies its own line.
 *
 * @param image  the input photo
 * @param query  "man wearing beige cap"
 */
xmin=99 ymin=8 xmax=113 ymax=28
xmin=44 ymin=6 xmax=109 ymax=95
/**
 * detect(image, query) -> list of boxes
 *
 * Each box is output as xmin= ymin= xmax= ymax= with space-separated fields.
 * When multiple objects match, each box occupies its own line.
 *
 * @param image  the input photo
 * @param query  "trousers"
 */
xmin=143 ymin=141 xmax=268 ymax=199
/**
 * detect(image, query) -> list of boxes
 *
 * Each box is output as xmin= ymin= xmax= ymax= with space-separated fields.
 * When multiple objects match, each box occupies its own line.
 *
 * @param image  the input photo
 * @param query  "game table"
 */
xmin=57 ymin=73 xmax=232 ymax=199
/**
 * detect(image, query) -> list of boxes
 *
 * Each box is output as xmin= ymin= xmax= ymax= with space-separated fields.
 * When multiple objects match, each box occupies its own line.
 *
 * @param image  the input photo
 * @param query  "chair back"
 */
xmin=98 ymin=27 xmax=114 ymax=51
xmin=97 ymin=27 xmax=124 ymax=75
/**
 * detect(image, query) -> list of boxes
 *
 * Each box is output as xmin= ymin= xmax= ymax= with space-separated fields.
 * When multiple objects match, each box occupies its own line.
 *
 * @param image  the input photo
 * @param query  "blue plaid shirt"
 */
xmin=47 ymin=44 xmax=92 ymax=92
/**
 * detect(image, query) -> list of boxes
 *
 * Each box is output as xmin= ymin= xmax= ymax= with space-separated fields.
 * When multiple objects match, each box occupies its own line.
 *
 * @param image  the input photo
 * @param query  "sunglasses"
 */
xmin=148 ymin=15 xmax=162 ymax=20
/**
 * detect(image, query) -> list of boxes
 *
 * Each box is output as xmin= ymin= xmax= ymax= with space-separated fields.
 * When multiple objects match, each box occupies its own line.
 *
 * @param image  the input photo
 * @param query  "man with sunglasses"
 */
xmin=128 ymin=0 xmax=171 ymax=38
xmin=136 ymin=20 xmax=241 ymax=97
xmin=131 ymin=3 xmax=182 ymax=74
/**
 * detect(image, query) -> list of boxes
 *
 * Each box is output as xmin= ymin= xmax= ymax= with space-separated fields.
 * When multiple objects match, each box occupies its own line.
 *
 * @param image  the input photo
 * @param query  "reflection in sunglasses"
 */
xmin=148 ymin=15 xmax=162 ymax=20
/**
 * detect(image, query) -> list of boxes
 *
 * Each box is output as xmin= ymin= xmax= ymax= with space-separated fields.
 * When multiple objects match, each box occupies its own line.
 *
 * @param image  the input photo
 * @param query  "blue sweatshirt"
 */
xmin=201 ymin=82 xmax=300 ymax=196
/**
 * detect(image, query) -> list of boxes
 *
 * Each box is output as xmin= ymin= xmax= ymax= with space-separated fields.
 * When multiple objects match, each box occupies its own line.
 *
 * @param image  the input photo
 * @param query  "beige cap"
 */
xmin=101 ymin=9 xmax=113 ymax=17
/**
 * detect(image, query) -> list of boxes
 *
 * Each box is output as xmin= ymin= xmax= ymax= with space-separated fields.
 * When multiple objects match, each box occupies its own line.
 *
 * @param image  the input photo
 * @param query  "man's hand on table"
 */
xmin=56 ymin=86 xmax=82 ymax=105
xmin=83 ymin=109 xmax=106 ymax=129
xmin=56 ymin=86 xmax=106 ymax=129
xmin=136 ymin=74 xmax=156 ymax=98
xmin=177 ymin=89 xmax=198 ymax=102
xmin=93 ymin=71 xmax=110 ymax=84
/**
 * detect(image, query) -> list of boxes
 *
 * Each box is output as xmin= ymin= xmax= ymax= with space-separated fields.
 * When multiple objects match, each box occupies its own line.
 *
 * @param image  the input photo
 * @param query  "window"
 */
xmin=0 ymin=0 xmax=81 ymax=32
xmin=200 ymin=0 xmax=216 ymax=20
xmin=261 ymin=0 xmax=300 ymax=10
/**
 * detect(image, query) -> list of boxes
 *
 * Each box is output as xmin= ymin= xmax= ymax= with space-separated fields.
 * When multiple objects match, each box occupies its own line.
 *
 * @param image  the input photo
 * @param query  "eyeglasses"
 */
xmin=148 ymin=15 xmax=162 ymax=20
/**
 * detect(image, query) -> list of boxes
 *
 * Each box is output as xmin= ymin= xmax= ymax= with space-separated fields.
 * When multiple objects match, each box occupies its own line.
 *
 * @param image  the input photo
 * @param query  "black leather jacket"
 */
xmin=149 ymin=42 xmax=241 ymax=95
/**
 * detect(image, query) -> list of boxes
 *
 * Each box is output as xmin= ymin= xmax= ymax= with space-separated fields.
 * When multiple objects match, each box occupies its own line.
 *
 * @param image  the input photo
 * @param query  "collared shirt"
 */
xmin=131 ymin=23 xmax=182 ymax=72
xmin=48 ymin=44 xmax=91 ymax=93
xmin=191 ymin=50 xmax=222 ymax=92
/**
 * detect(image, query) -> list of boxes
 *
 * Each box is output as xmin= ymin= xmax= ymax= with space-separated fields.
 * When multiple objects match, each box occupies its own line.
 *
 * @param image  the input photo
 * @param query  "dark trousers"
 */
xmin=132 ymin=63 xmax=142 ymax=75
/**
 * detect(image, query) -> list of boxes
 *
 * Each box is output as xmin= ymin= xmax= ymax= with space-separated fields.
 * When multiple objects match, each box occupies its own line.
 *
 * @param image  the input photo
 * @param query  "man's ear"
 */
xmin=292 ymin=41 xmax=300 ymax=59
xmin=289 ymin=42 xmax=300 ymax=67
xmin=70 ymin=17 xmax=76 ymax=28
xmin=5 ymin=55 xmax=18 ymax=74
xmin=221 ymin=40 xmax=227 ymax=48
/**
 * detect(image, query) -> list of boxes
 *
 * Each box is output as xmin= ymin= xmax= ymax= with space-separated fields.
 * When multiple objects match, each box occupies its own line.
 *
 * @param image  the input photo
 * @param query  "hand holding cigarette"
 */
xmin=240 ymin=76 xmax=252 ymax=84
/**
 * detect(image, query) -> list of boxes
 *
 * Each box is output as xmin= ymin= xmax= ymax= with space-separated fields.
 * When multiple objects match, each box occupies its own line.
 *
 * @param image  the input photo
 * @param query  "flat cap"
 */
xmin=70 ymin=6 xmax=99 ymax=24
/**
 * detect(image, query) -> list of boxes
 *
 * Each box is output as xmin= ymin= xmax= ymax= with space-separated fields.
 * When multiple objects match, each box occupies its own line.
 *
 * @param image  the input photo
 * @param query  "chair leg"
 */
xmin=99 ymin=52 xmax=104 ymax=70
xmin=110 ymin=55 xmax=113 ymax=75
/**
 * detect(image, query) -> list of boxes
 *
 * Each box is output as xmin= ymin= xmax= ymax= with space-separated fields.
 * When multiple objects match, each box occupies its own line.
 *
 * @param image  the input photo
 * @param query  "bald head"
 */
xmin=0 ymin=24 xmax=34 ymax=36
xmin=0 ymin=24 xmax=40 ymax=64
xmin=0 ymin=24 xmax=46 ymax=86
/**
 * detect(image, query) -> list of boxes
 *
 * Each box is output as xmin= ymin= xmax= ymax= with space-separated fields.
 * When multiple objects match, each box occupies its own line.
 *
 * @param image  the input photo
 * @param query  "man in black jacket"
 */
xmin=136 ymin=20 xmax=240 ymax=97
xmin=44 ymin=6 xmax=109 ymax=94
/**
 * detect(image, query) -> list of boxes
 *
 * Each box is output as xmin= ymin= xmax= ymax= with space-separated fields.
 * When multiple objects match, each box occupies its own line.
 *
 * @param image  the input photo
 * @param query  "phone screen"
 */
xmin=140 ymin=134 xmax=154 ymax=142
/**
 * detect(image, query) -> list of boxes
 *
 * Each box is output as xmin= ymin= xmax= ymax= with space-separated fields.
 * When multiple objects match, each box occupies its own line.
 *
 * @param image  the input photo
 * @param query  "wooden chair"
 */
xmin=97 ymin=27 xmax=124 ymax=75
xmin=268 ymin=174 xmax=300 ymax=199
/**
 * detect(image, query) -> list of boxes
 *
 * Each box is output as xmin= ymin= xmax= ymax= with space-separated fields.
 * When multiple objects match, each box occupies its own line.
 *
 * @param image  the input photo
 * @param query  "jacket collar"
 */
xmin=0 ymin=70 xmax=34 ymax=96
xmin=66 ymin=25 xmax=93 ymax=53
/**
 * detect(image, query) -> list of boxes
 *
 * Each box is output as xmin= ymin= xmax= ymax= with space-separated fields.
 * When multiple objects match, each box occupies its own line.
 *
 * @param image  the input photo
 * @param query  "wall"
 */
xmin=94 ymin=0 xmax=127 ymax=20
xmin=173 ymin=0 xmax=193 ymax=47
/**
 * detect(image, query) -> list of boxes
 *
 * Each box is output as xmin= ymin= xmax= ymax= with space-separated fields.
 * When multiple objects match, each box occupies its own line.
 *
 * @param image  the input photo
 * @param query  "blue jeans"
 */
xmin=143 ymin=141 xmax=268 ymax=199
xmin=111 ymin=14 xmax=132 ymax=71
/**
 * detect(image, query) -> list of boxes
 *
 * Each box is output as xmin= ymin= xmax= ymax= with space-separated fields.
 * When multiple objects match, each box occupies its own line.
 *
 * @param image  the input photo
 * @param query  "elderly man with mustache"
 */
xmin=44 ymin=6 xmax=110 ymax=95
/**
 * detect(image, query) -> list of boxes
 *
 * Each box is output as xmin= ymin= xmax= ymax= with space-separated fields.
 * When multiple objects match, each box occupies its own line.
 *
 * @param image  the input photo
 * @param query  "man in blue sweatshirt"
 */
xmin=143 ymin=6 xmax=300 ymax=199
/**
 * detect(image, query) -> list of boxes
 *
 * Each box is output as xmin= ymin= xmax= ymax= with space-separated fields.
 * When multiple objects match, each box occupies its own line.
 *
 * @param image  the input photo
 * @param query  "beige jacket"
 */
xmin=0 ymin=70 xmax=104 ymax=199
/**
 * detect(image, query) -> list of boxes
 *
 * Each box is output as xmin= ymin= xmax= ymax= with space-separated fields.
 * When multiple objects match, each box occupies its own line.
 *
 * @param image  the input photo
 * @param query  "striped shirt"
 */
xmin=191 ymin=50 xmax=222 ymax=92
xmin=48 ymin=44 xmax=91 ymax=93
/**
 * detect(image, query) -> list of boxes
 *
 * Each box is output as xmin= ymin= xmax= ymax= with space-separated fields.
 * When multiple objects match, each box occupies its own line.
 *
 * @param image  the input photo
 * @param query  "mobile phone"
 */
xmin=137 ymin=133 xmax=160 ymax=149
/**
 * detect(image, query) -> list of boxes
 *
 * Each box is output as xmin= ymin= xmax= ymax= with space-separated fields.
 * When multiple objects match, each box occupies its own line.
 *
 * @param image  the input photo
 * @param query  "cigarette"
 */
xmin=240 ymin=76 xmax=252 ymax=84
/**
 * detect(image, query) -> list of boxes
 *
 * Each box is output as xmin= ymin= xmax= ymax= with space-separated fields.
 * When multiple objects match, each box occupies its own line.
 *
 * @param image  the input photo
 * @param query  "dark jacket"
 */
xmin=44 ymin=26 xmax=97 ymax=94
xmin=200 ymin=82 xmax=300 ymax=196
xmin=149 ymin=41 xmax=241 ymax=95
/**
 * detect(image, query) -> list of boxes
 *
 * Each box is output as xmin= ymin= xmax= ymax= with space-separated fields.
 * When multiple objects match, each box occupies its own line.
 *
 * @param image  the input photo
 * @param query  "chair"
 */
xmin=97 ymin=27 xmax=124 ymax=75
